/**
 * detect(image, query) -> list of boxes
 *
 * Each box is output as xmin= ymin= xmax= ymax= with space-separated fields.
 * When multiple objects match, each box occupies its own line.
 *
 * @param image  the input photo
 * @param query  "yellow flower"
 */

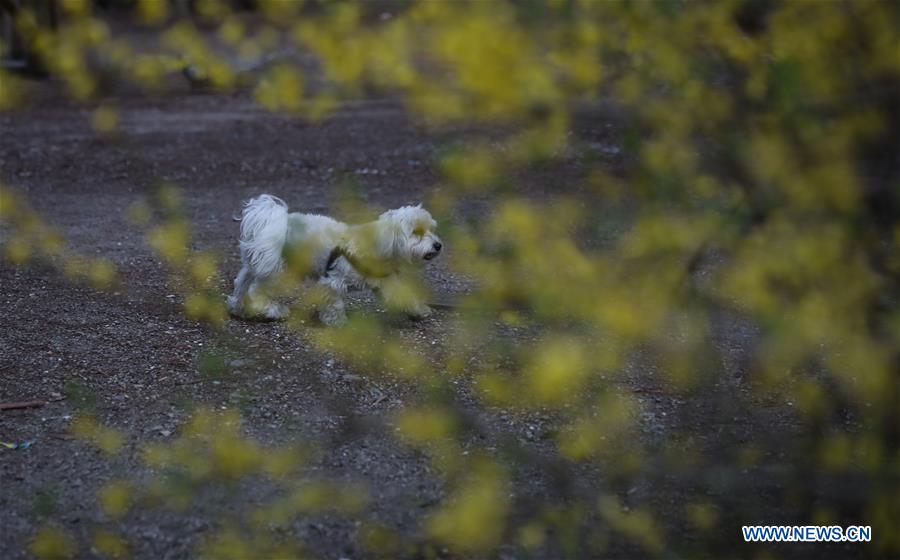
xmin=395 ymin=407 xmax=457 ymax=444
xmin=91 ymin=529 xmax=130 ymax=558
xmin=29 ymin=526 xmax=75 ymax=560
xmin=99 ymin=480 xmax=132 ymax=519
xmin=427 ymin=459 xmax=508 ymax=553
xmin=91 ymin=105 xmax=119 ymax=134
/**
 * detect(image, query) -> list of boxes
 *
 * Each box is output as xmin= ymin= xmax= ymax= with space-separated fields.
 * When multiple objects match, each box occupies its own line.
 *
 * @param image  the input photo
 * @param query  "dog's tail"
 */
xmin=239 ymin=194 xmax=288 ymax=277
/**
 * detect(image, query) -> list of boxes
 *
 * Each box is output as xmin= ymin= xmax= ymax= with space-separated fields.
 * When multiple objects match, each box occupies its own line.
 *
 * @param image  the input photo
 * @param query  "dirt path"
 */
xmin=1 ymin=86 xmax=867 ymax=560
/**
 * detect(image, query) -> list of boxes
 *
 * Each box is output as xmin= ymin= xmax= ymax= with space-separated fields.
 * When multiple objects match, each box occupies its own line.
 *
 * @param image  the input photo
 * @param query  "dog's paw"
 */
xmin=226 ymin=296 xmax=250 ymax=319
xmin=315 ymin=299 xmax=347 ymax=327
xmin=227 ymin=298 xmax=288 ymax=322
xmin=316 ymin=310 xmax=347 ymax=327
xmin=407 ymin=305 xmax=433 ymax=320
xmin=262 ymin=303 xmax=289 ymax=321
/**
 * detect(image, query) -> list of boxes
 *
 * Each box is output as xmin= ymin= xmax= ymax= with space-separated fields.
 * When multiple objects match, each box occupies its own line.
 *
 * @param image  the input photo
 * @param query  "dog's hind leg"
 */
xmin=247 ymin=277 xmax=288 ymax=320
xmin=228 ymin=268 xmax=287 ymax=320
xmin=227 ymin=265 xmax=253 ymax=316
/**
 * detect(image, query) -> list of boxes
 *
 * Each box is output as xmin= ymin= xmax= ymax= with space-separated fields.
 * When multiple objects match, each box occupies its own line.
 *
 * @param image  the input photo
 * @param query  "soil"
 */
xmin=0 ymin=84 xmax=869 ymax=560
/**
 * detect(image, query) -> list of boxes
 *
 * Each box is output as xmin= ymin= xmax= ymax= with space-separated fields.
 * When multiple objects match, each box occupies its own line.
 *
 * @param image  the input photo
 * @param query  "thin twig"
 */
xmin=0 ymin=400 xmax=46 ymax=411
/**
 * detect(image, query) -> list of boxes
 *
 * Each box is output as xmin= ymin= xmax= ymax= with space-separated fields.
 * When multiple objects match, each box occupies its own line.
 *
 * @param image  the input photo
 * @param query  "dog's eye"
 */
xmin=412 ymin=227 xmax=425 ymax=236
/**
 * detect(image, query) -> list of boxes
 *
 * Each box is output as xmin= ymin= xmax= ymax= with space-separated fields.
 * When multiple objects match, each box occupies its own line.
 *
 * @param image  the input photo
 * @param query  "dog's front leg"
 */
xmin=316 ymin=275 xmax=348 ymax=326
xmin=317 ymin=295 xmax=347 ymax=326
xmin=374 ymin=276 xmax=432 ymax=320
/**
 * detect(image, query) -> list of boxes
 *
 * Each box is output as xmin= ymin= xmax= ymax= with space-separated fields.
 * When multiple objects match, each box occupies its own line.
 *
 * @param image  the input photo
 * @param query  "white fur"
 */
xmin=227 ymin=194 xmax=442 ymax=325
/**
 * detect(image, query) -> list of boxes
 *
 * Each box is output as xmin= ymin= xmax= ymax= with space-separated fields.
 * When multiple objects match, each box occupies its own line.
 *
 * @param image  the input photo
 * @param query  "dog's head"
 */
xmin=378 ymin=205 xmax=442 ymax=263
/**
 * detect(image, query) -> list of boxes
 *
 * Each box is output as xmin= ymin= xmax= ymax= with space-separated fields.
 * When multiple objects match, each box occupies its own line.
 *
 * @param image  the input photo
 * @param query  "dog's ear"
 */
xmin=376 ymin=226 xmax=396 ymax=258
xmin=371 ymin=212 xmax=403 ymax=259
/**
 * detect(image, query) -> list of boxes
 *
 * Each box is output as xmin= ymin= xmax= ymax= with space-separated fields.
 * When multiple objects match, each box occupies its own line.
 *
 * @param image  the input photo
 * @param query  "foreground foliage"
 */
xmin=2 ymin=0 xmax=898 ymax=557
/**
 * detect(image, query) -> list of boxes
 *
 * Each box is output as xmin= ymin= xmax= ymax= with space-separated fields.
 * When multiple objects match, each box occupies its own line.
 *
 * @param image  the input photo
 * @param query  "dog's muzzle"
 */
xmin=424 ymin=241 xmax=442 ymax=261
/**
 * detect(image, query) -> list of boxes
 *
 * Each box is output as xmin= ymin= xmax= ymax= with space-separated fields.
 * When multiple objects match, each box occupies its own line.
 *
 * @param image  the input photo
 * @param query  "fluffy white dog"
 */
xmin=226 ymin=195 xmax=442 ymax=325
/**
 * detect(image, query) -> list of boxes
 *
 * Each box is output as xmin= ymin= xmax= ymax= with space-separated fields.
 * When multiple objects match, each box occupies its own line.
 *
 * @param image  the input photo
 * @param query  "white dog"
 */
xmin=226 ymin=195 xmax=442 ymax=325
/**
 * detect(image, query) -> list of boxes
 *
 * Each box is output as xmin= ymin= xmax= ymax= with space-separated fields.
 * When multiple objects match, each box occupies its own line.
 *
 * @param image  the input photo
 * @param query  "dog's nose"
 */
xmin=433 ymin=241 xmax=442 ymax=252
